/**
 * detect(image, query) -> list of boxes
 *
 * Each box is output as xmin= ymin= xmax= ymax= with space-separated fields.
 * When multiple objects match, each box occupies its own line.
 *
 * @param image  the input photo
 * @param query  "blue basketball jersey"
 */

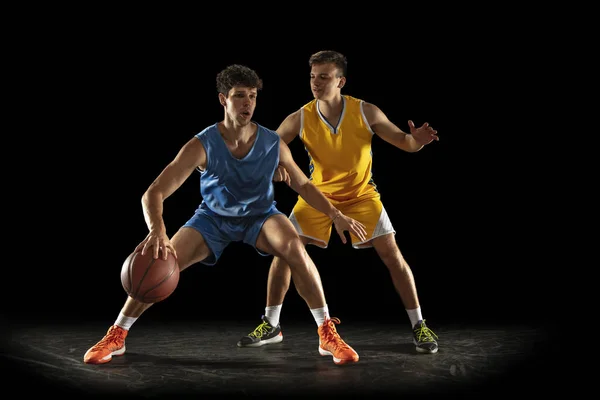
xmin=195 ymin=123 xmax=280 ymax=217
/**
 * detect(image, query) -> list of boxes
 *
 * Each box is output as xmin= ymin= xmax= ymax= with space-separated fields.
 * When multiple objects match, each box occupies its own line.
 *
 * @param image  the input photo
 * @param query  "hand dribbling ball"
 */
xmin=121 ymin=249 xmax=180 ymax=303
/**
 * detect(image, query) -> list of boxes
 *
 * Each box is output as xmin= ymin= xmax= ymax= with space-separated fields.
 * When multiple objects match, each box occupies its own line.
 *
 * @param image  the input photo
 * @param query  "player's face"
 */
xmin=224 ymin=86 xmax=257 ymax=125
xmin=310 ymin=63 xmax=344 ymax=100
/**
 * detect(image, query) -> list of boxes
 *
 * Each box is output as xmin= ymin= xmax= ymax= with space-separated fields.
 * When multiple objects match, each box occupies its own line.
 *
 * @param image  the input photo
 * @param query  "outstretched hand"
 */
xmin=134 ymin=230 xmax=177 ymax=260
xmin=332 ymin=213 xmax=368 ymax=244
xmin=408 ymin=120 xmax=439 ymax=146
xmin=273 ymin=164 xmax=291 ymax=186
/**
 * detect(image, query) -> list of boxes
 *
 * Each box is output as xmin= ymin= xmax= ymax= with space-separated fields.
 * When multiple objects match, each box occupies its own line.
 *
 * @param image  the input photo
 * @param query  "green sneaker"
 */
xmin=237 ymin=315 xmax=283 ymax=348
xmin=413 ymin=320 xmax=439 ymax=354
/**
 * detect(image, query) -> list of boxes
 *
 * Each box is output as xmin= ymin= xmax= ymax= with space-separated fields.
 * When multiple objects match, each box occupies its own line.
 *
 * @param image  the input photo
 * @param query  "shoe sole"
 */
xmin=413 ymin=339 xmax=438 ymax=354
xmin=84 ymin=346 xmax=126 ymax=364
xmin=237 ymin=333 xmax=283 ymax=348
xmin=318 ymin=346 xmax=359 ymax=365
xmin=416 ymin=347 xmax=438 ymax=354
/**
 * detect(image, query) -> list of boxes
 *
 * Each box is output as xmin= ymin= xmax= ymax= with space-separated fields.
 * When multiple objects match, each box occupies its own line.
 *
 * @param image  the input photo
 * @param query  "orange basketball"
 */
xmin=121 ymin=249 xmax=180 ymax=303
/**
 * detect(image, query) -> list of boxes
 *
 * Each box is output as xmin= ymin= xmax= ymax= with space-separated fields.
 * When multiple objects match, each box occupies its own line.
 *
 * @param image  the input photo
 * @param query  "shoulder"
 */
xmin=300 ymin=98 xmax=317 ymax=112
xmin=360 ymin=101 xmax=383 ymax=120
xmin=256 ymin=123 xmax=278 ymax=136
xmin=342 ymin=95 xmax=371 ymax=108
xmin=278 ymin=108 xmax=303 ymax=133
xmin=256 ymin=123 xmax=281 ymax=143
xmin=344 ymin=95 xmax=365 ymax=104
xmin=361 ymin=101 xmax=377 ymax=112
xmin=344 ymin=98 xmax=383 ymax=129
xmin=195 ymin=123 xmax=219 ymax=140
xmin=286 ymin=108 xmax=303 ymax=124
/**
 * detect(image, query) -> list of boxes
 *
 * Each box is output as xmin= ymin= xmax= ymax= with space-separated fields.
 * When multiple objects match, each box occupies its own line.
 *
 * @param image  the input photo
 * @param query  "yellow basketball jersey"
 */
xmin=299 ymin=95 xmax=378 ymax=201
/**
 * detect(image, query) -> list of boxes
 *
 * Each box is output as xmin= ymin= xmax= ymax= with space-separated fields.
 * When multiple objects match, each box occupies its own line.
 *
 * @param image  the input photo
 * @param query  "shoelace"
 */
xmin=414 ymin=320 xmax=439 ymax=343
xmin=321 ymin=317 xmax=351 ymax=351
xmin=91 ymin=327 xmax=125 ymax=350
xmin=249 ymin=320 xmax=272 ymax=338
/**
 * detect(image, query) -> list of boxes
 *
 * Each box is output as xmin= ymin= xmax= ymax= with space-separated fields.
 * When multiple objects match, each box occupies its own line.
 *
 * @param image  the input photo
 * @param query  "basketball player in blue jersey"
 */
xmin=239 ymin=51 xmax=441 ymax=354
xmin=83 ymin=64 xmax=367 ymax=366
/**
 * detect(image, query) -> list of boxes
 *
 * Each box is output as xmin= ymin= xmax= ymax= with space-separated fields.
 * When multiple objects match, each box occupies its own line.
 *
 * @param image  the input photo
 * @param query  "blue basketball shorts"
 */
xmin=183 ymin=203 xmax=284 ymax=266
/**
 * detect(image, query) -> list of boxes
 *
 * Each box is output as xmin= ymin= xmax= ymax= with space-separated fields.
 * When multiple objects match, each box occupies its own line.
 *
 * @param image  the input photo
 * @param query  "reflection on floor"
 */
xmin=1 ymin=319 xmax=559 ymax=398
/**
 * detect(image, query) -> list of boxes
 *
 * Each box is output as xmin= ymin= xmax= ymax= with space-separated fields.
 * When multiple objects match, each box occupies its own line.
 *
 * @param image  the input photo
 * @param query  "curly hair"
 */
xmin=309 ymin=50 xmax=347 ymax=77
xmin=216 ymin=64 xmax=263 ymax=95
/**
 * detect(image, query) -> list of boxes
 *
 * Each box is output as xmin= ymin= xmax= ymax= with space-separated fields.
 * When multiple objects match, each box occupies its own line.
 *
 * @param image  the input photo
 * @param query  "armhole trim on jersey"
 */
xmin=360 ymin=101 xmax=376 ymax=136
xmin=195 ymin=134 xmax=207 ymax=173
xmin=299 ymin=108 xmax=305 ymax=139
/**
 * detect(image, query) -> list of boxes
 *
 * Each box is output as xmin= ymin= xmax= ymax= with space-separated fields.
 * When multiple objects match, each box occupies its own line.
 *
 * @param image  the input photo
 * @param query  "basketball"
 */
xmin=121 ymin=249 xmax=180 ymax=303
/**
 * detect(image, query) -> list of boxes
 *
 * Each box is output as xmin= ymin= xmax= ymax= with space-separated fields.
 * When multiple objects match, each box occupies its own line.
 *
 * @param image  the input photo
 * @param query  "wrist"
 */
xmin=408 ymin=133 xmax=425 ymax=148
xmin=330 ymin=210 xmax=343 ymax=222
xmin=149 ymin=222 xmax=166 ymax=234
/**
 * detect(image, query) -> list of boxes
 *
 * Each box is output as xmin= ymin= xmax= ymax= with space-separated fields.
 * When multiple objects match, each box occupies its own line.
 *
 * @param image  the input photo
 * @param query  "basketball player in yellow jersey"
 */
xmin=238 ymin=50 xmax=441 ymax=354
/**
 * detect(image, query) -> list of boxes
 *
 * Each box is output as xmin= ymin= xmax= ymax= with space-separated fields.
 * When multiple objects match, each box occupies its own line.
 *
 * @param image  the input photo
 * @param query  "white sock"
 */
xmin=114 ymin=312 xmax=138 ymax=331
xmin=406 ymin=307 xmax=423 ymax=328
xmin=310 ymin=304 xmax=329 ymax=327
xmin=265 ymin=304 xmax=282 ymax=327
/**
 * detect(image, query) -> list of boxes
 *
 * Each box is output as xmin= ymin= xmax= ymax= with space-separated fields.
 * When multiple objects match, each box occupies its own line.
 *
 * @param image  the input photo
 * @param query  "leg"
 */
xmin=372 ymin=233 xmax=438 ymax=353
xmin=263 ymin=198 xmax=333 ymax=322
xmin=372 ymin=233 xmax=420 ymax=310
xmin=266 ymin=236 xmax=311 ymax=307
xmin=84 ymin=226 xmax=215 ymax=364
xmin=255 ymin=214 xmax=359 ymax=365
xmin=337 ymin=195 xmax=438 ymax=353
xmin=268 ymin=196 xmax=333 ymax=308
xmin=256 ymin=215 xmax=326 ymax=309
xmin=120 ymin=227 xmax=214 ymax=318
xmin=236 ymin=236 xmax=311 ymax=348
xmin=335 ymin=197 xmax=420 ymax=309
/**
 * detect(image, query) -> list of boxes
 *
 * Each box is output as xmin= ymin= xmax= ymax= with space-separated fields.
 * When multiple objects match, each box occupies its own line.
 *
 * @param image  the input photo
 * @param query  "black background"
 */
xmin=5 ymin=16 xmax=557 ymax=332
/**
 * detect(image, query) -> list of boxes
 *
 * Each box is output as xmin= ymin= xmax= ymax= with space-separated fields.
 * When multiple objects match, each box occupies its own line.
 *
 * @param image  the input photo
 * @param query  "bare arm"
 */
xmin=278 ymin=140 xmax=367 ymax=243
xmin=272 ymin=109 xmax=302 ymax=184
xmin=362 ymin=102 xmax=438 ymax=152
xmin=275 ymin=109 xmax=302 ymax=144
xmin=278 ymin=139 xmax=337 ymax=219
xmin=137 ymin=137 xmax=207 ymax=259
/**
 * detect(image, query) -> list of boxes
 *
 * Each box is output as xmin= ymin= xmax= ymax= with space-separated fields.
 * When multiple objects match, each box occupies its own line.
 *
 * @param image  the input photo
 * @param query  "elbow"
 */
xmin=142 ymin=186 xmax=153 ymax=202
xmin=141 ymin=190 xmax=151 ymax=207
xmin=142 ymin=183 xmax=162 ymax=205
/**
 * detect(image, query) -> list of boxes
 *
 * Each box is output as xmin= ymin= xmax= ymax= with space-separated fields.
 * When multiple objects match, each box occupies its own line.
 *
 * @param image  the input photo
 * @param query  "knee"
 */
xmin=278 ymin=238 xmax=308 ymax=265
xmin=377 ymin=244 xmax=407 ymax=269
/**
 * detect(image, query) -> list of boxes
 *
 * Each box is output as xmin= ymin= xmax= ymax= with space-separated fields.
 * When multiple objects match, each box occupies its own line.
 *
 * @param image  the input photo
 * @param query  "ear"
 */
xmin=218 ymin=92 xmax=227 ymax=106
xmin=338 ymin=76 xmax=346 ymax=89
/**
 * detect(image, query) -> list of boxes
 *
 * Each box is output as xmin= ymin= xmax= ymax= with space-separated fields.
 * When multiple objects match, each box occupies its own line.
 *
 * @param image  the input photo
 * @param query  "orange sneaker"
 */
xmin=317 ymin=317 xmax=359 ymax=365
xmin=83 ymin=325 xmax=128 ymax=364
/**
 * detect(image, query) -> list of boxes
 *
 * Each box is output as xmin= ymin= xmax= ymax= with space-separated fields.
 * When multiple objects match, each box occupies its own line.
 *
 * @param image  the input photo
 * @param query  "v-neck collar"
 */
xmin=316 ymin=96 xmax=346 ymax=134
xmin=216 ymin=122 xmax=260 ymax=161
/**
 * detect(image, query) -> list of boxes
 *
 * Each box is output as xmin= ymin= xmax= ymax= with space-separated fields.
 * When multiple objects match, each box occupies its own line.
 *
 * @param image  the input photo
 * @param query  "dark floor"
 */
xmin=1 ymin=318 xmax=560 ymax=398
